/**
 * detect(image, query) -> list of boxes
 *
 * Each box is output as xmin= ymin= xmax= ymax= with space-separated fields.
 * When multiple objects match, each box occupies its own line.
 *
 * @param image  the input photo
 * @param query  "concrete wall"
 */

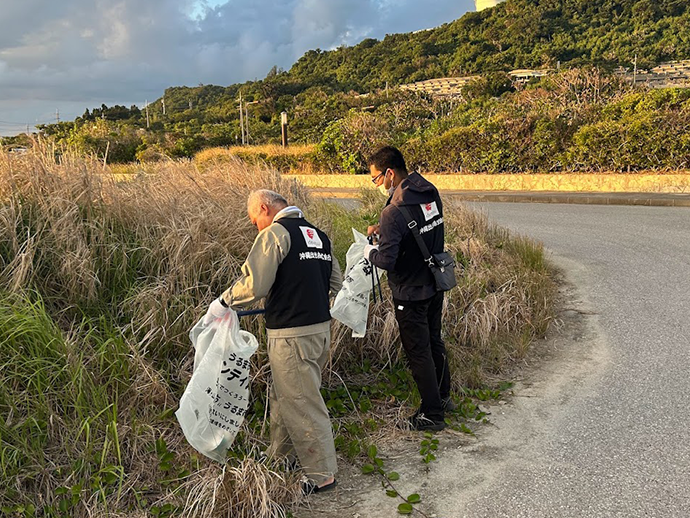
xmin=287 ymin=173 xmax=690 ymax=193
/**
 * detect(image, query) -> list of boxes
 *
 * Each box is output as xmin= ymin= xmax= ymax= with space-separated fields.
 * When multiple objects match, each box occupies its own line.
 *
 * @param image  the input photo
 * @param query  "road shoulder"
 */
xmin=298 ymin=253 xmax=609 ymax=518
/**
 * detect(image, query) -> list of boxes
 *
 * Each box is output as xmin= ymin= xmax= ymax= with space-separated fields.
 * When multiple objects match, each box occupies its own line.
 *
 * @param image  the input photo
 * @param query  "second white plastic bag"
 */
xmin=331 ymin=228 xmax=380 ymax=337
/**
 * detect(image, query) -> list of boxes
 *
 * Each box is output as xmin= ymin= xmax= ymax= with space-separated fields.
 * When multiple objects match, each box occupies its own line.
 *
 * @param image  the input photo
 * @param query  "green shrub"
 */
xmin=316 ymin=112 xmax=393 ymax=173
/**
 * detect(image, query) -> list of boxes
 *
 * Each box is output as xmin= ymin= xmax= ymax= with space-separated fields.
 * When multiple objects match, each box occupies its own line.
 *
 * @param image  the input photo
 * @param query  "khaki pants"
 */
xmin=266 ymin=330 xmax=337 ymax=484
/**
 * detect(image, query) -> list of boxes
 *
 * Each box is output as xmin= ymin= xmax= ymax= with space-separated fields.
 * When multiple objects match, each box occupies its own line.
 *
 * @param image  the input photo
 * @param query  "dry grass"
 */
xmin=1 ymin=144 xmax=313 ymax=517
xmin=0 ymin=143 xmax=555 ymax=516
xmin=179 ymin=461 xmax=301 ymax=518
xmin=194 ymin=145 xmax=324 ymax=175
xmin=196 ymin=144 xmax=317 ymax=161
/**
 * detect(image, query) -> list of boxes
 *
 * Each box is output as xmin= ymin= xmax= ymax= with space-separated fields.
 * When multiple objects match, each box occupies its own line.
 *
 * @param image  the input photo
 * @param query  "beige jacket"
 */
xmin=221 ymin=207 xmax=343 ymax=337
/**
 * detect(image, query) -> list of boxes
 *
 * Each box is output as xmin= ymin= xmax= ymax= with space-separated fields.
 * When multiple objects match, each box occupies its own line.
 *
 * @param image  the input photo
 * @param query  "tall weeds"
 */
xmin=0 ymin=145 xmax=555 ymax=516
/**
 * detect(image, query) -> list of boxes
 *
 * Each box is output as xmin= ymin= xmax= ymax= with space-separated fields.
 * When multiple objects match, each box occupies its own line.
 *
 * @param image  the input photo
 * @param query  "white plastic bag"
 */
xmin=331 ymin=229 xmax=380 ymax=337
xmin=176 ymin=308 xmax=258 ymax=463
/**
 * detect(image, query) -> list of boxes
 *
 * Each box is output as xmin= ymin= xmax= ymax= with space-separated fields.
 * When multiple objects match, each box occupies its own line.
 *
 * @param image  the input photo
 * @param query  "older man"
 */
xmin=207 ymin=189 xmax=342 ymax=494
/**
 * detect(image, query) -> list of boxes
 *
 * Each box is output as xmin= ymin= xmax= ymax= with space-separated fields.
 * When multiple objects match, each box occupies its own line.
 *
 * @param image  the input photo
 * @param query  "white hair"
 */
xmin=247 ymin=189 xmax=288 ymax=215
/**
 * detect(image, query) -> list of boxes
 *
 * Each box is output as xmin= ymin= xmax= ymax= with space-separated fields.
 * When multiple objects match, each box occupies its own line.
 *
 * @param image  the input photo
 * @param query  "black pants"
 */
xmin=393 ymin=291 xmax=450 ymax=421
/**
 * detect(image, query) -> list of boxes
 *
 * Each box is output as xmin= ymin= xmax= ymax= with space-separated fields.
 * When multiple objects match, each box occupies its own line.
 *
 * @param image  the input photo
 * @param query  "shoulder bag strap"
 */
xmin=398 ymin=205 xmax=435 ymax=269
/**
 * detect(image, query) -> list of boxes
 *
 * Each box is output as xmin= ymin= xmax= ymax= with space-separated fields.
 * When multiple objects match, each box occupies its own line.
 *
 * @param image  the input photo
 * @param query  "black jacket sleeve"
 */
xmin=369 ymin=206 xmax=404 ymax=271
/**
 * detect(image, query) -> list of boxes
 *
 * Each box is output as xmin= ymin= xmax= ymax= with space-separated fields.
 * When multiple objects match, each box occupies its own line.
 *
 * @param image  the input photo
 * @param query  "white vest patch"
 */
xmin=420 ymin=201 xmax=440 ymax=221
xmin=300 ymin=226 xmax=323 ymax=249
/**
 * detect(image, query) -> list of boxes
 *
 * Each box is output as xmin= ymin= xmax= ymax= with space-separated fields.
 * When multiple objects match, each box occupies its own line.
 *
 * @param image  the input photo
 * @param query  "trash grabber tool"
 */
xmin=367 ymin=235 xmax=378 ymax=303
xmin=374 ymin=263 xmax=382 ymax=301
xmin=237 ymin=309 xmax=266 ymax=317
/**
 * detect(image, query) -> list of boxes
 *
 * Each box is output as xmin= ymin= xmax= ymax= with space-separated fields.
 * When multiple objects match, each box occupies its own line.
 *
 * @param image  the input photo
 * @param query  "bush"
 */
xmin=422 ymin=119 xmax=522 ymax=173
xmin=563 ymin=91 xmax=690 ymax=171
xmin=404 ymin=72 xmax=690 ymax=173
xmin=316 ymin=112 xmax=393 ymax=173
xmin=65 ymin=119 xmax=144 ymax=163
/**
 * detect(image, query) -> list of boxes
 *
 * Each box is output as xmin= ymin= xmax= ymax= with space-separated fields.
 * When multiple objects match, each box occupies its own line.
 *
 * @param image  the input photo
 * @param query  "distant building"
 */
xmin=618 ymin=59 xmax=690 ymax=89
xmin=399 ymin=68 xmax=552 ymax=98
xmin=475 ymin=0 xmax=505 ymax=11
xmin=399 ymin=76 xmax=481 ymax=98
xmin=509 ymin=69 xmax=551 ymax=84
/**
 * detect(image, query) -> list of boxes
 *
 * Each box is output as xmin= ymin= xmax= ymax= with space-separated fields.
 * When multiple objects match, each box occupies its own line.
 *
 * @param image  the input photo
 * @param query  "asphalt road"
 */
xmin=435 ymin=203 xmax=690 ymax=517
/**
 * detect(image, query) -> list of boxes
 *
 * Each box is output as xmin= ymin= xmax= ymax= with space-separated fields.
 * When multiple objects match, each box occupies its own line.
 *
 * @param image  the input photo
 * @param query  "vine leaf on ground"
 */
xmin=387 ymin=471 xmax=400 ymax=481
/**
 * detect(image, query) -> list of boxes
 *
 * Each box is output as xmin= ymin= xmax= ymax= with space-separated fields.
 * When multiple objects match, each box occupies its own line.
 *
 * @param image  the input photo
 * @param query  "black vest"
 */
xmin=264 ymin=217 xmax=333 ymax=330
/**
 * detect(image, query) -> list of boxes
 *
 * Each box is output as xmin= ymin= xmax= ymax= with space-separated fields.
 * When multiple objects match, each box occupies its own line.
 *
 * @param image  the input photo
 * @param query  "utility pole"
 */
xmin=56 ymin=109 xmax=60 ymax=123
xmin=145 ymin=100 xmax=150 ymax=128
xmin=162 ymin=96 xmax=166 ymax=116
xmin=633 ymin=54 xmax=638 ymax=85
xmin=243 ymin=101 xmax=259 ymax=145
xmin=245 ymin=103 xmax=250 ymax=144
xmin=239 ymin=92 xmax=245 ymax=145
xmin=281 ymin=111 xmax=288 ymax=147
xmin=103 ymin=141 xmax=110 ymax=170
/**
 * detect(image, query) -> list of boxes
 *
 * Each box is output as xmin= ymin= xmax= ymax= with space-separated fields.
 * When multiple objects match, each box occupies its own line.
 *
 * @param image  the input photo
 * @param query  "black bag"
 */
xmin=399 ymin=206 xmax=457 ymax=292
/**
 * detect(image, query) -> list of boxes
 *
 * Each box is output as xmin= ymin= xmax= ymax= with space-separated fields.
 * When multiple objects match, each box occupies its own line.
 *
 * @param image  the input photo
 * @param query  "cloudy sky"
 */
xmin=0 ymin=0 xmax=474 ymax=135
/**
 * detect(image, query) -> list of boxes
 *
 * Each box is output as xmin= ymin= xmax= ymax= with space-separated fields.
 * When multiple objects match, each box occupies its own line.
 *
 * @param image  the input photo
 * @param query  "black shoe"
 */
xmin=442 ymin=397 xmax=457 ymax=413
xmin=302 ymin=478 xmax=337 ymax=495
xmin=408 ymin=413 xmax=446 ymax=432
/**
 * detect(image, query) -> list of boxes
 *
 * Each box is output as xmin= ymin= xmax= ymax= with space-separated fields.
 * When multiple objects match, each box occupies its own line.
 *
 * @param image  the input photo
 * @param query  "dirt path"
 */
xmin=298 ymin=255 xmax=604 ymax=517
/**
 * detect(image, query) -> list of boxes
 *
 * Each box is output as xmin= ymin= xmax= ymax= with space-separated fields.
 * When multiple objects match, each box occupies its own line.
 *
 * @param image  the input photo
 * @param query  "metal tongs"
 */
xmin=367 ymin=235 xmax=383 ymax=303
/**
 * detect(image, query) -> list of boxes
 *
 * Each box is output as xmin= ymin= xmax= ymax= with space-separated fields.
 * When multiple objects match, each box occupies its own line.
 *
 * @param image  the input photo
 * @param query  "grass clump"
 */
xmin=0 ymin=145 xmax=555 ymax=517
xmin=194 ymin=145 xmax=322 ymax=174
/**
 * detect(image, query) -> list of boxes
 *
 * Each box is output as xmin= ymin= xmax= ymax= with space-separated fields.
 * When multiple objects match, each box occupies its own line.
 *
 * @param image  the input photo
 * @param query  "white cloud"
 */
xmin=0 ymin=0 xmax=473 ymax=134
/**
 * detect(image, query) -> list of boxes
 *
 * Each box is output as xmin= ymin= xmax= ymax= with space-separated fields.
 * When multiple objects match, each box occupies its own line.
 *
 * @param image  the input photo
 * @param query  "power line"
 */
xmin=0 ymin=117 xmax=68 ymax=130
xmin=0 ymin=119 xmax=53 ymax=125
xmin=0 ymin=119 xmax=50 ymax=125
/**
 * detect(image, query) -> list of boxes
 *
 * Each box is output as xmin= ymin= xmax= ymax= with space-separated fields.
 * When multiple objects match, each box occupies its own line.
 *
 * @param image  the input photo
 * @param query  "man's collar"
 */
xmin=273 ymin=205 xmax=303 ymax=222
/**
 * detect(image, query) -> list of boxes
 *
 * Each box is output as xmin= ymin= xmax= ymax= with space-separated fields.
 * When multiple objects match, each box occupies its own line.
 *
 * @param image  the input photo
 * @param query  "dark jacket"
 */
xmin=369 ymin=172 xmax=444 ymax=301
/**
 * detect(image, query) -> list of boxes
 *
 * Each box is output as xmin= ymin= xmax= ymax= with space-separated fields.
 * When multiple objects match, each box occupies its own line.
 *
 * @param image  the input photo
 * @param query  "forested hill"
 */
xmin=285 ymin=0 xmax=690 ymax=92
xmin=52 ymin=0 xmax=690 ymax=119
xmin=22 ymin=0 xmax=690 ymax=165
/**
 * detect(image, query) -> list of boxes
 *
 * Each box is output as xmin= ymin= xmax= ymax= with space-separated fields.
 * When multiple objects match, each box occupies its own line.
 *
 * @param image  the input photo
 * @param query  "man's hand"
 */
xmin=363 ymin=244 xmax=379 ymax=261
xmin=367 ymin=224 xmax=380 ymax=237
xmin=203 ymin=298 xmax=230 ymax=325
